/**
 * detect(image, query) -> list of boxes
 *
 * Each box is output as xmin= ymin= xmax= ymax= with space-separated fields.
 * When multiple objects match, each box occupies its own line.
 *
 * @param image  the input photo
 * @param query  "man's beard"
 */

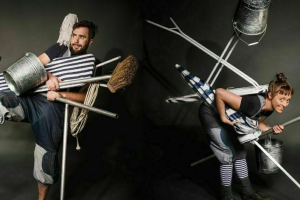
xmin=70 ymin=43 xmax=89 ymax=55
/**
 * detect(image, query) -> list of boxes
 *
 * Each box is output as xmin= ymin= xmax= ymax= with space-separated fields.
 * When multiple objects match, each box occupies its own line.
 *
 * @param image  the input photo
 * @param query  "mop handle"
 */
xmin=260 ymin=116 xmax=300 ymax=137
xmin=252 ymin=140 xmax=300 ymax=189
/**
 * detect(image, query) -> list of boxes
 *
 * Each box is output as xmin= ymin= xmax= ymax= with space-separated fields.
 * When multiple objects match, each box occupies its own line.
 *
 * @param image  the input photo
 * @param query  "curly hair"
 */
xmin=268 ymin=73 xmax=294 ymax=97
xmin=73 ymin=20 xmax=98 ymax=40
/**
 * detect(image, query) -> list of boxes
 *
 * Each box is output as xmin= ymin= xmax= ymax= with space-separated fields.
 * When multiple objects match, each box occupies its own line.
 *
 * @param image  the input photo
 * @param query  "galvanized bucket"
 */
xmin=233 ymin=0 xmax=271 ymax=35
xmin=3 ymin=52 xmax=47 ymax=96
xmin=255 ymin=138 xmax=283 ymax=174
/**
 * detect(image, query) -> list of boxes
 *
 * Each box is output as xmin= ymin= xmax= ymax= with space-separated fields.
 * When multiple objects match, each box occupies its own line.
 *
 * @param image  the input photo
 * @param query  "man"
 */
xmin=2 ymin=20 xmax=98 ymax=200
xmin=40 ymin=20 xmax=98 ymax=102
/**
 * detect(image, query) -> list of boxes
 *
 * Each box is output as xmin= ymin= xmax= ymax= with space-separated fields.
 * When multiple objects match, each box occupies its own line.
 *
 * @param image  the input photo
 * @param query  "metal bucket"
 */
xmin=255 ymin=138 xmax=283 ymax=174
xmin=3 ymin=52 xmax=47 ymax=96
xmin=233 ymin=0 xmax=271 ymax=35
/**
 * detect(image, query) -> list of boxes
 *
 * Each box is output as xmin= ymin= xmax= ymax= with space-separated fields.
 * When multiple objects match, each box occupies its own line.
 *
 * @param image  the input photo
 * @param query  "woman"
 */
xmin=198 ymin=73 xmax=293 ymax=200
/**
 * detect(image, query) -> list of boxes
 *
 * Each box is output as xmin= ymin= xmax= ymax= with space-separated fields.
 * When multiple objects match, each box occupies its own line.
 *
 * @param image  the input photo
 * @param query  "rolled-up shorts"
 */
xmin=0 ymin=92 xmax=65 ymax=186
xmin=198 ymin=103 xmax=247 ymax=164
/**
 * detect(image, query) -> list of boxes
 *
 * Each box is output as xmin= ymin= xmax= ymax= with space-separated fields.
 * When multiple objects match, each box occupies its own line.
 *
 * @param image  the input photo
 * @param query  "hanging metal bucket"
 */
xmin=233 ymin=0 xmax=271 ymax=35
xmin=255 ymin=138 xmax=283 ymax=174
xmin=3 ymin=52 xmax=47 ymax=96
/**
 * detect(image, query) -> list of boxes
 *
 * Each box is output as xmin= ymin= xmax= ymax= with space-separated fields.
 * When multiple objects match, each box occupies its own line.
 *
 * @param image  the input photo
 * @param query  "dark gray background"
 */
xmin=0 ymin=0 xmax=143 ymax=199
xmin=1 ymin=0 xmax=300 ymax=200
xmin=143 ymin=0 xmax=300 ymax=200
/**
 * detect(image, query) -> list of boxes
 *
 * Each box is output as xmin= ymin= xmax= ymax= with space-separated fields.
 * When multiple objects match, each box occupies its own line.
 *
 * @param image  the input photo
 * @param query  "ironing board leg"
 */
xmin=60 ymin=103 xmax=69 ymax=200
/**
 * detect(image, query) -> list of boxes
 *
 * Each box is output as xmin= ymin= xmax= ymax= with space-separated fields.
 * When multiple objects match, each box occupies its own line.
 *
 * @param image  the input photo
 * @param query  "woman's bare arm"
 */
xmin=257 ymin=115 xmax=284 ymax=134
xmin=215 ymin=88 xmax=242 ymax=125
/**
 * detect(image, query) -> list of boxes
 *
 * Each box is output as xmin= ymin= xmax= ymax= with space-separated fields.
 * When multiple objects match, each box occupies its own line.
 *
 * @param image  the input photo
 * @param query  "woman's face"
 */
xmin=268 ymin=92 xmax=292 ymax=113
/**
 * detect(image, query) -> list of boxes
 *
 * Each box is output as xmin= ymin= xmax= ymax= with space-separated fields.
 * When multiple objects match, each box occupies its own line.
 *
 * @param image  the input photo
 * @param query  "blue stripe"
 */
xmin=50 ymin=54 xmax=94 ymax=62
xmin=50 ymin=67 xmax=93 ymax=75
xmin=47 ymin=63 xmax=94 ymax=72
xmin=46 ymin=61 xmax=94 ymax=70
xmin=53 ymin=69 xmax=93 ymax=76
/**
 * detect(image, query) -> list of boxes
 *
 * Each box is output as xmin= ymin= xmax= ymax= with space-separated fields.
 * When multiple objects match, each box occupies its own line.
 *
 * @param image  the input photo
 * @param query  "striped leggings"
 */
xmin=221 ymin=159 xmax=249 ymax=186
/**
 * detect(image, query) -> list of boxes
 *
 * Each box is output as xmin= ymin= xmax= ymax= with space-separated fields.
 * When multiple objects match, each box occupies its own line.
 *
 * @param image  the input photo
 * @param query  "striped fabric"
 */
xmin=166 ymin=65 xmax=268 ymax=104
xmin=173 ymin=64 xmax=261 ymax=143
xmin=0 ymin=74 xmax=10 ymax=92
xmin=33 ymin=54 xmax=95 ymax=92
xmin=0 ymin=54 xmax=95 ymax=93
xmin=175 ymin=64 xmax=216 ymax=106
xmin=234 ymin=159 xmax=249 ymax=179
xmin=166 ymin=85 xmax=268 ymax=103
xmin=220 ymin=164 xmax=233 ymax=186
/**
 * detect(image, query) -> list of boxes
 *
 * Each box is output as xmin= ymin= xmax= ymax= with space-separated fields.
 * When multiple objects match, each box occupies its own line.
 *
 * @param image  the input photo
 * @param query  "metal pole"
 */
xmin=210 ymin=36 xmax=240 ymax=86
xmin=207 ymin=34 xmax=236 ymax=84
xmin=166 ymin=84 xmax=269 ymax=103
xmin=167 ymin=18 xmax=260 ymax=87
xmin=38 ymin=93 xmax=118 ymax=119
xmin=96 ymin=56 xmax=121 ymax=68
xmin=190 ymin=154 xmax=216 ymax=167
xmin=60 ymin=103 xmax=69 ymax=200
xmin=191 ymin=116 xmax=300 ymax=167
xmin=252 ymin=140 xmax=300 ymax=189
xmin=32 ymin=75 xmax=112 ymax=92
xmin=260 ymin=116 xmax=300 ymax=137
xmin=146 ymin=19 xmax=261 ymax=88
xmin=59 ymin=56 xmax=116 ymax=200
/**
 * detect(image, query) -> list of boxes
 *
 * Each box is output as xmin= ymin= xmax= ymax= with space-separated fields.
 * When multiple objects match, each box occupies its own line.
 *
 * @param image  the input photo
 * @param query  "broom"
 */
xmin=70 ymin=55 xmax=138 ymax=146
xmin=107 ymin=55 xmax=138 ymax=93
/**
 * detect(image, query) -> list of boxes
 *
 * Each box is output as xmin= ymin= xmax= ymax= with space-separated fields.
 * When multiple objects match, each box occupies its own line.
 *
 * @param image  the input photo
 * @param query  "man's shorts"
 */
xmin=0 ymin=92 xmax=65 ymax=186
xmin=19 ymin=94 xmax=65 ymax=186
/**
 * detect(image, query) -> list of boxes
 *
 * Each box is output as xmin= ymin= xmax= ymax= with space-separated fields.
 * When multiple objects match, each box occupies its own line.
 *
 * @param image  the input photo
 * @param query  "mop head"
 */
xmin=57 ymin=13 xmax=78 ymax=47
xmin=107 ymin=55 xmax=138 ymax=93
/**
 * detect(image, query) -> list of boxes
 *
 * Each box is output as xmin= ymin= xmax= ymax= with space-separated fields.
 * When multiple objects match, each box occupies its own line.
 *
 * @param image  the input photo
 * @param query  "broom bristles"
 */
xmin=107 ymin=55 xmax=138 ymax=93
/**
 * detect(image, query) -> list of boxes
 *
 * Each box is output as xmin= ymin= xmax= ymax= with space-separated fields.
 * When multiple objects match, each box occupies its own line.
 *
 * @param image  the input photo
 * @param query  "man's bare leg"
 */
xmin=38 ymin=183 xmax=50 ymax=200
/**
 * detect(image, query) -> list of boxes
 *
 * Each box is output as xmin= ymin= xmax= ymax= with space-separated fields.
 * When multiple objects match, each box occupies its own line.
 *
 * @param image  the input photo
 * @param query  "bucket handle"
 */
xmin=232 ymin=21 xmax=267 ymax=46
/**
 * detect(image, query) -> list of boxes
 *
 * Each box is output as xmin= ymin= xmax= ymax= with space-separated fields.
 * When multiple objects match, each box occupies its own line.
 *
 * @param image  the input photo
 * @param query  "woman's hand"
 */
xmin=272 ymin=125 xmax=284 ymax=134
xmin=221 ymin=116 xmax=237 ymax=126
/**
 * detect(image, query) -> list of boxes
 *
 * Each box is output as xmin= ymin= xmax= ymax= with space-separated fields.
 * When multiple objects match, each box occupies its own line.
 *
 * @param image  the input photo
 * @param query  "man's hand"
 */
xmin=46 ymin=72 xmax=62 ymax=91
xmin=47 ymin=91 xmax=62 ymax=101
xmin=272 ymin=125 xmax=284 ymax=134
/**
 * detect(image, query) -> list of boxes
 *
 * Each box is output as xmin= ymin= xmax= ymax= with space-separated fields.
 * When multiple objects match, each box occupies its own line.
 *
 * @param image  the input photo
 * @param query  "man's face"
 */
xmin=70 ymin=27 xmax=93 ymax=55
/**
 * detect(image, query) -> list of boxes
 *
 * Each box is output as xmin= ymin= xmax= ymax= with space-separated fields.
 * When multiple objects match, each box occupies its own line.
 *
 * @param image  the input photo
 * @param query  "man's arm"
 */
xmin=39 ymin=49 xmax=87 ymax=103
xmin=38 ymin=53 xmax=62 ymax=91
xmin=47 ymin=91 xmax=86 ymax=103
xmin=38 ymin=53 xmax=51 ymax=66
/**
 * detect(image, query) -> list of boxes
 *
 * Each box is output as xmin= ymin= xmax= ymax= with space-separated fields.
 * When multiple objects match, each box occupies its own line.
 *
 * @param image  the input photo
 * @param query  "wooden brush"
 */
xmin=107 ymin=55 xmax=138 ymax=93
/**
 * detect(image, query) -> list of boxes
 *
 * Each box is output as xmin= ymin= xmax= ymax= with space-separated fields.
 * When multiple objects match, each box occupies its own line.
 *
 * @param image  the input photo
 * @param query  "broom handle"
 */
xmin=96 ymin=56 xmax=121 ymax=68
xmin=191 ymin=116 xmax=300 ymax=167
